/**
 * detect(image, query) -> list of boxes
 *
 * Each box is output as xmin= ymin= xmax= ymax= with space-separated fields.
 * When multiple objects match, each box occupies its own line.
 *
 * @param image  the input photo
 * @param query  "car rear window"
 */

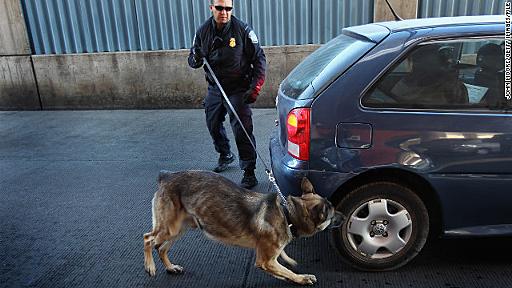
xmin=280 ymin=33 xmax=376 ymax=99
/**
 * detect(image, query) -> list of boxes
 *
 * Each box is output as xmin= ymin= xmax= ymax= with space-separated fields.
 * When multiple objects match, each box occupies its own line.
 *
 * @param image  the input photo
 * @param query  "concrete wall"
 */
xmin=32 ymin=45 xmax=319 ymax=110
xmin=374 ymin=0 xmax=418 ymax=22
xmin=0 ymin=56 xmax=40 ymax=110
xmin=0 ymin=0 xmax=39 ymax=110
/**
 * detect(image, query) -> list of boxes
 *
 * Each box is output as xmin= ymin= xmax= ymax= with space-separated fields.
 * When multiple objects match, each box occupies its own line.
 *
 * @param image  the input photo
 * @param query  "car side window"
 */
xmin=363 ymin=38 xmax=508 ymax=111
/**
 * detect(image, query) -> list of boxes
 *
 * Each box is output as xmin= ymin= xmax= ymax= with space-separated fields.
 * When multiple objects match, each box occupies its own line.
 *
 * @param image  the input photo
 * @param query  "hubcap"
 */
xmin=372 ymin=223 xmax=387 ymax=236
xmin=346 ymin=199 xmax=412 ymax=259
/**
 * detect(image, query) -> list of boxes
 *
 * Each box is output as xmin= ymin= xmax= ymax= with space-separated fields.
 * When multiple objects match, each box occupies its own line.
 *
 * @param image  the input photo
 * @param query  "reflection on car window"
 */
xmin=363 ymin=38 xmax=509 ymax=110
xmin=281 ymin=34 xmax=374 ymax=99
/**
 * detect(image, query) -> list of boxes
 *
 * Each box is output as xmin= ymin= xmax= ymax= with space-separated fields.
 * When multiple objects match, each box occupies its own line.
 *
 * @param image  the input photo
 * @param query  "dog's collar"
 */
xmin=281 ymin=203 xmax=299 ymax=238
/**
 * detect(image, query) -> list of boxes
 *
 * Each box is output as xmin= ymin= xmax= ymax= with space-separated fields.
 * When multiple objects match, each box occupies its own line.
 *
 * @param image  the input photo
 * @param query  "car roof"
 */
xmin=375 ymin=15 xmax=505 ymax=32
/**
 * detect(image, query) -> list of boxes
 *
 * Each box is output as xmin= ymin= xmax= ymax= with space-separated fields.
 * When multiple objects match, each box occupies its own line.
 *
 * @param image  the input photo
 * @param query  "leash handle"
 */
xmin=203 ymin=58 xmax=287 ymax=205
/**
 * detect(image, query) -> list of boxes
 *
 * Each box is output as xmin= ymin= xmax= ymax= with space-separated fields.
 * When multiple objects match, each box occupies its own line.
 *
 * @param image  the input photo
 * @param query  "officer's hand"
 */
xmin=243 ymin=88 xmax=259 ymax=104
xmin=193 ymin=47 xmax=204 ymax=62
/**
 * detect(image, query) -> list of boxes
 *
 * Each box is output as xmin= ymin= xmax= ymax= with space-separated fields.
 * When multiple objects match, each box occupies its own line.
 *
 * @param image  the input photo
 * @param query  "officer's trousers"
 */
xmin=204 ymin=85 xmax=257 ymax=171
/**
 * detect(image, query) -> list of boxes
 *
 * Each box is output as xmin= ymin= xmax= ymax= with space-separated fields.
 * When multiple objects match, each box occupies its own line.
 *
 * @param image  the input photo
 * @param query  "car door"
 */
xmin=361 ymin=36 xmax=512 ymax=235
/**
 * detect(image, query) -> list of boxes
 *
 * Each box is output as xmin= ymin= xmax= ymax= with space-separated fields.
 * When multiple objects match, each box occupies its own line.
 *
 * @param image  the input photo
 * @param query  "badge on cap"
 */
xmin=229 ymin=38 xmax=236 ymax=48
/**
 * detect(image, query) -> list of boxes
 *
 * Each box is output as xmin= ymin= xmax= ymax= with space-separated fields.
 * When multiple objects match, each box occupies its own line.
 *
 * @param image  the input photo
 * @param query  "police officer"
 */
xmin=188 ymin=0 xmax=266 ymax=189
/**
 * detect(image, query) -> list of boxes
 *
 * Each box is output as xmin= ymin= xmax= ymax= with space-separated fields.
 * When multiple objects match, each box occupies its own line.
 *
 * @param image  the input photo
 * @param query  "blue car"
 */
xmin=269 ymin=15 xmax=510 ymax=271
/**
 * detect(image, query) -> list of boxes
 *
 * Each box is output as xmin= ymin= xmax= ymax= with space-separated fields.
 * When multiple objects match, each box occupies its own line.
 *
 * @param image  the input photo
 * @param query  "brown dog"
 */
xmin=143 ymin=170 xmax=343 ymax=285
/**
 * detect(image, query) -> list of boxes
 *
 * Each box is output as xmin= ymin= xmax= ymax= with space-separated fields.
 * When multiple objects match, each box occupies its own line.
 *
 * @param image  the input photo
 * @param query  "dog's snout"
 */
xmin=328 ymin=211 xmax=345 ymax=229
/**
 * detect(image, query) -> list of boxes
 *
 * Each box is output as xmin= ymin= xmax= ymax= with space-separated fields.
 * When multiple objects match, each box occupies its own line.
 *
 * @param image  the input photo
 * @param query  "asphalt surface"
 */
xmin=1 ymin=109 xmax=511 ymax=288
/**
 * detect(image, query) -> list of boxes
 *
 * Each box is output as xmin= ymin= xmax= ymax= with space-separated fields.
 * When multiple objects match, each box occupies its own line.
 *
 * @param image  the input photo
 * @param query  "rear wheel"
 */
xmin=331 ymin=182 xmax=429 ymax=271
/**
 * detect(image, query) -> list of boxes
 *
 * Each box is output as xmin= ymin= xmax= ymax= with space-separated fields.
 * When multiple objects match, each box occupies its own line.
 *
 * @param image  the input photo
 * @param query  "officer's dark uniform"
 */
xmin=188 ymin=16 xmax=266 ymax=174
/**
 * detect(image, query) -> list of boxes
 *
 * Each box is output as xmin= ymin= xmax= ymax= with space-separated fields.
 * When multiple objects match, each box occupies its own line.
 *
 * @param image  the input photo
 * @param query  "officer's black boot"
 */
xmin=241 ymin=169 xmax=258 ymax=189
xmin=213 ymin=152 xmax=235 ymax=173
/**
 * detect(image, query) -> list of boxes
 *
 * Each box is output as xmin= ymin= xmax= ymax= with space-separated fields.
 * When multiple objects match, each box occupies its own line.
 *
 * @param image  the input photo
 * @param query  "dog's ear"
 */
xmin=301 ymin=177 xmax=316 ymax=195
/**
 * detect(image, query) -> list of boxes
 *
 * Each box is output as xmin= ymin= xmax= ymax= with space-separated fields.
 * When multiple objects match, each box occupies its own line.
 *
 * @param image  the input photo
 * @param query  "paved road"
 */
xmin=1 ymin=109 xmax=511 ymax=288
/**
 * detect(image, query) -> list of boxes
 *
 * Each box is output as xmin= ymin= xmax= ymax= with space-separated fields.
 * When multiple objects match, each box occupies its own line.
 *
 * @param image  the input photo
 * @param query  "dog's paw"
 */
xmin=145 ymin=264 xmax=157 ymax=277
xmin=166 ymin=264 xmax=184 ymax=274
xmin=298 ymin=274 xmax=317 ymax=285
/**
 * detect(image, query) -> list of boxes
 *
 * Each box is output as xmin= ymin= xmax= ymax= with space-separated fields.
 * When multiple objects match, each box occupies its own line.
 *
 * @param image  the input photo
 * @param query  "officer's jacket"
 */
xmin=188 ymin=16 xmax=266 ymax=94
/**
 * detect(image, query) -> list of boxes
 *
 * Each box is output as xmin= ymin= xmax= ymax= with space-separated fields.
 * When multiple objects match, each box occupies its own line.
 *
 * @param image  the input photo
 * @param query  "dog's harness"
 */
xmin=203 ymin=59 xmax=288 ymax=207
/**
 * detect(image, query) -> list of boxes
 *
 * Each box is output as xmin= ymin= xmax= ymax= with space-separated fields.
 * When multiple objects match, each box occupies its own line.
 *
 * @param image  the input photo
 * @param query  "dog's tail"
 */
xmin=153 ymin=170 xmax=171 ymax=229
xmin=153 ymin=170 xmax=177 ymax=229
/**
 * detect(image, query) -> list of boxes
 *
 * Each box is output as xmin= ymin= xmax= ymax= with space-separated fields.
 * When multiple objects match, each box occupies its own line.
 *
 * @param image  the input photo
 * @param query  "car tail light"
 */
xmin=287 ymin=108 xmax=310 ymax=161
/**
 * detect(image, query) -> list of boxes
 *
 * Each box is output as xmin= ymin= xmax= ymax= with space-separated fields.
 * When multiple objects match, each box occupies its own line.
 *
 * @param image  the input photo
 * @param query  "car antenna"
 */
xmin=384 ymin=0 xmax=403 ymax=21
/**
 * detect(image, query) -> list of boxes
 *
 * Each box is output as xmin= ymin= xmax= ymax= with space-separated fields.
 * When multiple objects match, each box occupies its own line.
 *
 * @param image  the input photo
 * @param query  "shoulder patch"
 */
xmin=248 ymin=30 xmax=259 ymax=44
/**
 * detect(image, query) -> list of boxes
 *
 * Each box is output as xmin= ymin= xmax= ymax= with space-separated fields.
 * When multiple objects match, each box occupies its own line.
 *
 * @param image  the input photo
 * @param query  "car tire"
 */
xmin=331 ymin=182 xmax=429 ymax=271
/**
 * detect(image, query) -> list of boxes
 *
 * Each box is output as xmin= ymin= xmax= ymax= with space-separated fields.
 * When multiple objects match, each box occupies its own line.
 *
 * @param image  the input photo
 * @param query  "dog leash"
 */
xmin=202 ymin=58 xmax=288 ymax=206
